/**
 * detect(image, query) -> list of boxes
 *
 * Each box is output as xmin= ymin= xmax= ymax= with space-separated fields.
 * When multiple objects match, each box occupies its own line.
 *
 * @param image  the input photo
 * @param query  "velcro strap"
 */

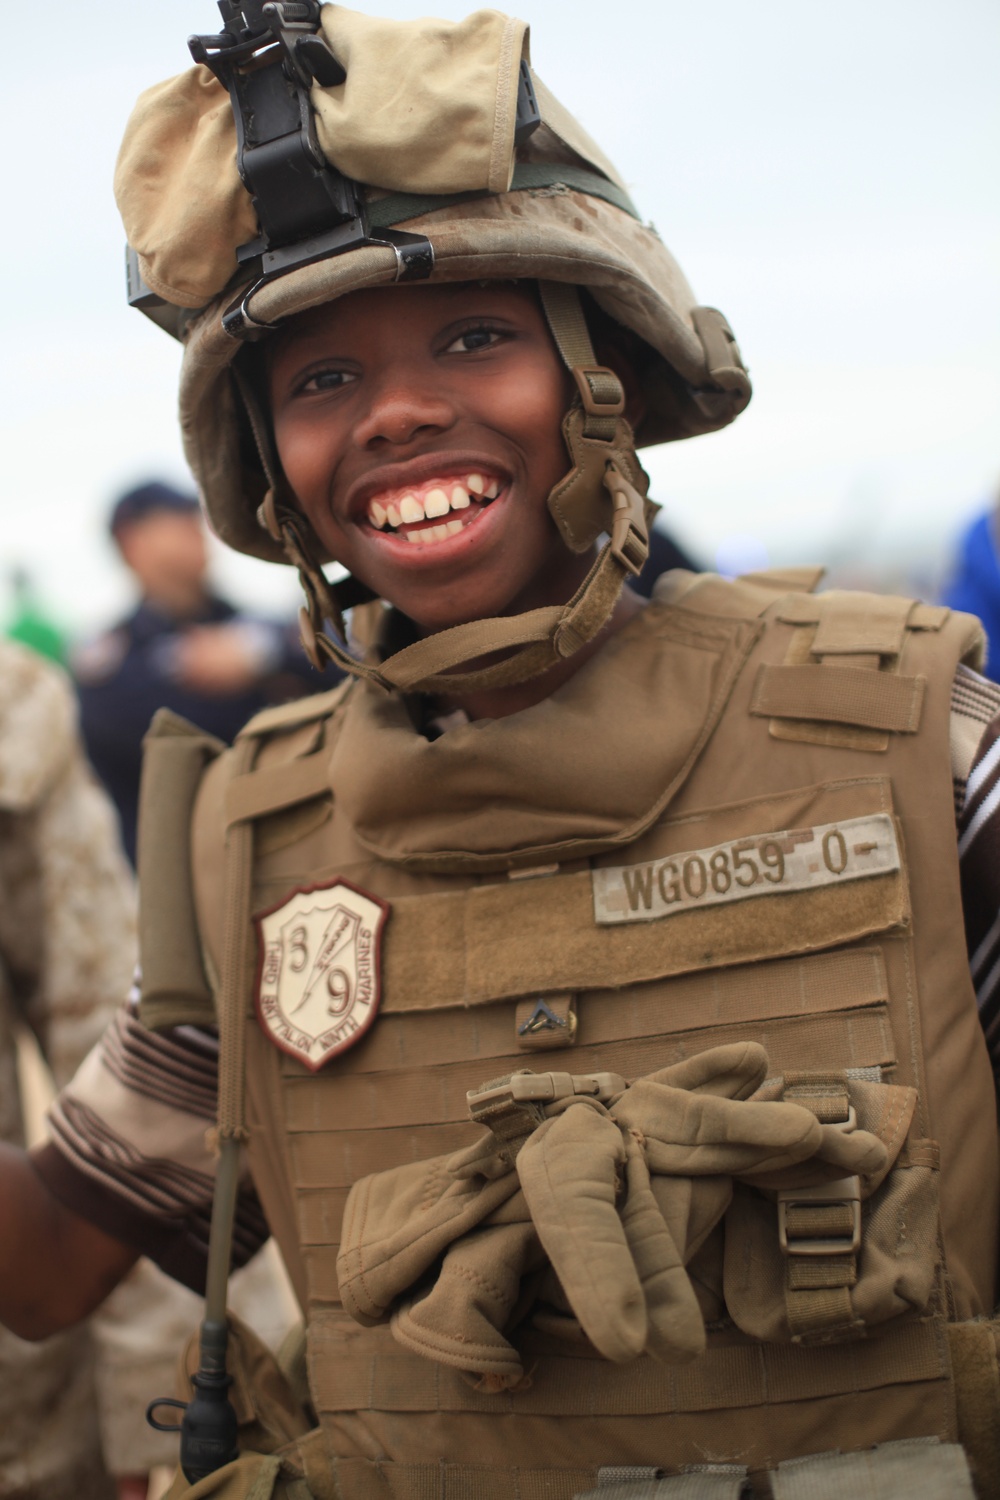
xmin=782 ymin=1073 xmax=852 ymax=1124
xmin=750 ymin=664 xmax=925 ymax=733
xmin=776 ymin=591 xmax=919 ymax=657
xmin=812 ymin=596 xmax=915 ymax=658
xmin=787 ymin=1254 xmax=856 ymax=1291
xmin=783 ymin=1203 xmax=859 ymax=1244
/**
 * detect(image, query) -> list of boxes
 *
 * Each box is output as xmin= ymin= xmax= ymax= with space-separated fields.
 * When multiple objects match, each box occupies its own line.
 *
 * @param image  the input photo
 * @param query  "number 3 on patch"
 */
xmin=254 ymin=880 xmax=390 ymax=1069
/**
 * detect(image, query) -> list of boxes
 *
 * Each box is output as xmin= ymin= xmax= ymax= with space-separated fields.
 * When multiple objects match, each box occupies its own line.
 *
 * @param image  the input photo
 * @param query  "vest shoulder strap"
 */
xmin=236 ymin=678 xmax=354 ymax=741
xmin=190 ymin=695 xmax=348 ymax=1007
xmin=751 ymin=592 xmax=985 ymax=742
xmin=655 ymin=566 xmax=825 ymax=620
xmin=137 ymin=709 xmax=225 ymax=1032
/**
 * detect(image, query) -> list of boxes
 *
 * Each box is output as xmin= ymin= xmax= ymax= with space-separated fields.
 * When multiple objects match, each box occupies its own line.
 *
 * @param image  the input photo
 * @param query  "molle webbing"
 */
xmin=307 ymin=1314 xmax=953 ymax=1464
xmin=279 ymin=948 xmax=897 ymax=1132
xmin=137 ymin=709 xmax=225 ymax=1031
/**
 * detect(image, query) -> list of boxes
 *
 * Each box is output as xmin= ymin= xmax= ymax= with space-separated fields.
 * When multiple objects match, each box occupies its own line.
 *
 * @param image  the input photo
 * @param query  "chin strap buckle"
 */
xmin=572 ymin=366 xmax=625 ymax=442
xmin=605 ymin=461 xmax=649 ymax=577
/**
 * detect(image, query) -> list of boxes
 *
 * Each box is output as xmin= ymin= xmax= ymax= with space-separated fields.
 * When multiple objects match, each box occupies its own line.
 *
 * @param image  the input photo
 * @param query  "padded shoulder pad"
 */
xmin=236 ymin=679 xmax=354 ymax=741
xmin=655 ymin=566 xmax=826 ymax=621
xmin=137 ymin=709 xmax=225 ymax=1032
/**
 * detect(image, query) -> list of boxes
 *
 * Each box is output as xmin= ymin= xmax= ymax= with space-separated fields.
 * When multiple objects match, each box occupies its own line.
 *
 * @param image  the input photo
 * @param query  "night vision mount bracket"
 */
xmin=128 ymin=0 xmax=542 ymax=339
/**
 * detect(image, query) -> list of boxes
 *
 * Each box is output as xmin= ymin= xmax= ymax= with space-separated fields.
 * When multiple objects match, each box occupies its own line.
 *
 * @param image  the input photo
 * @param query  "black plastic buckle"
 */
xmin=189 ymin=2 xmax=362 ymax=259
xmin=186 ymin=0 xmax=436 ymax=323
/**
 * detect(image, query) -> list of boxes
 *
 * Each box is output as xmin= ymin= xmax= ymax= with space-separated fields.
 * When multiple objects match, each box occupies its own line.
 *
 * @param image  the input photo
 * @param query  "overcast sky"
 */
xmin=1 ymin=0 xmax=997 ymax=632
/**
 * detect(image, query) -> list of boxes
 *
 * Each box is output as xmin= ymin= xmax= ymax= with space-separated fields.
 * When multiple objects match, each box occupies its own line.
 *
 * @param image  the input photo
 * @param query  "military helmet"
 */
xmin=116 ymin=1 xmax=751 ymax=693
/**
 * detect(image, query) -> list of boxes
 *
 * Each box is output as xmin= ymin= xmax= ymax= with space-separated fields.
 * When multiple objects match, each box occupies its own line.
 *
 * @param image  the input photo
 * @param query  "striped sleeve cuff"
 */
xmin=958 ymin=708 xmax=1000 ymax=1058
xmin=40 ymin=1004 xmax=269 ymax=1290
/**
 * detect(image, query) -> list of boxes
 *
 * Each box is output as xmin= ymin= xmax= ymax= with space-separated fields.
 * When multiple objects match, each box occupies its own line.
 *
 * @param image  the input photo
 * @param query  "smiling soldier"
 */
xmin=1 ymin=3 xmax=1000 ymax=1498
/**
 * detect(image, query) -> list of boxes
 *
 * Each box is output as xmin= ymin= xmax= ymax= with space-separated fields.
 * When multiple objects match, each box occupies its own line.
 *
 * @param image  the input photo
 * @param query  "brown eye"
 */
xmin=300 ymin=368 xmax=357 ymax=394
xmin=445 ymin=327 xmax=502 ymax=354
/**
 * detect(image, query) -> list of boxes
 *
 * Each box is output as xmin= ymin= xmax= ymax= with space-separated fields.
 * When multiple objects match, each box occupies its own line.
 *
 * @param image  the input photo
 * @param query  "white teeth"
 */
xmin=405 ymin=531 xmax=421 ymax=544
xmin=424 ymin=487 xmax=450 ymax=519
xmin=375 ymin=476 xmax=500 ymax=535
xmin=445 ymin=518 xmax=464 ymax=535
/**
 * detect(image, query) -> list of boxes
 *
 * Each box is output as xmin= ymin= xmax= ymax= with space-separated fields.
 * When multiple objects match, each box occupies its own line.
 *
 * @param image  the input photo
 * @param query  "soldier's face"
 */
xmin=268 ymin=282 xmax=583 ymax=634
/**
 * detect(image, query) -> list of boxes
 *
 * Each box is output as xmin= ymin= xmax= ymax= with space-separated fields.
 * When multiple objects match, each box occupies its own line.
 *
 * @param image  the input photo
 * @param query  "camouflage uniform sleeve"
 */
xmin=0 ymin=641 xmax=139 ymax=1496
xmin=0 ymin=654 xmax=138 ymax=1088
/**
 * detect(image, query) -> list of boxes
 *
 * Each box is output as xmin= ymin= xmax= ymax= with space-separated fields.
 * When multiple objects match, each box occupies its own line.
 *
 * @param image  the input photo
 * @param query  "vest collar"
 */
xmin=330 ymin=599 xmax=759 ymax=873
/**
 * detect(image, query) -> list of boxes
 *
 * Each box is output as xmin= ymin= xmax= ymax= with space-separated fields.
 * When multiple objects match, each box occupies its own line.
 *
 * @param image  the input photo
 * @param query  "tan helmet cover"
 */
xmin=115 ymin=5 xmax=751 ymax=690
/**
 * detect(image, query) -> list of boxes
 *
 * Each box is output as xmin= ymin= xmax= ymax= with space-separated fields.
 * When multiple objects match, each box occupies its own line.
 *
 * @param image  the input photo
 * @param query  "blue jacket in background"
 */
xmin=944 ymin=511 xmax=1000 ymax=682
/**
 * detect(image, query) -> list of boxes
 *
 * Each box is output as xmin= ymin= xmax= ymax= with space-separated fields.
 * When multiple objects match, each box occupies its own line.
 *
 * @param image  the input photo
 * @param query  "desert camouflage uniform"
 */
xmin=0 ymin=639 xmax=134 ymax=1500
xmin=0 ymin=640 xmax=299 ymax=1491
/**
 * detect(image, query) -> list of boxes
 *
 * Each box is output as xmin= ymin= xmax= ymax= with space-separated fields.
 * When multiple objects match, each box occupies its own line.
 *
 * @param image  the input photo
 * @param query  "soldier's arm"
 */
xmin=0 ymin=1142 xmax=137 ymax=1339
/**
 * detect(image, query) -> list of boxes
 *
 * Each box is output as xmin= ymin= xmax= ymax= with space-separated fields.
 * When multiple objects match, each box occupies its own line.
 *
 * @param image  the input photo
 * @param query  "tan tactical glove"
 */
xmin=337 ymin=1149 xmax=521 ymax=1326
xmin=337 ymin=1043 xmax=890 ymax=1386
xmin=515 ymin=1043 xmax=886 ymax=1366
xmin=390 ymin=1207 xmax=544 ymax=1390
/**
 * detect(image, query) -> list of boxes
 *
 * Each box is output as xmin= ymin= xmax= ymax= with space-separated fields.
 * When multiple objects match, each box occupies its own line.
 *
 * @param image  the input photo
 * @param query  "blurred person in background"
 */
xmin=944 ymin=491 xmax=1000 ymax=683
xmin=72 ymin=481 xmax=337 ymax=863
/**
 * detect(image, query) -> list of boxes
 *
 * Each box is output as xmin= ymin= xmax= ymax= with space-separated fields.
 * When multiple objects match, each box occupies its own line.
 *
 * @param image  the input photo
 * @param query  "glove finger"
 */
xmin=815 ymin=1121 xmax=887 ymax=1177
xmin=617 ymin=1084 xmax=823 ymax=1176
xmin=517 ymin=1105 xmax=647 ymax=1363
xmin=645 ymin=1041 xmax=770 ymax=1100
xmin=620 ymin=1133 xmax=704 ymax=1363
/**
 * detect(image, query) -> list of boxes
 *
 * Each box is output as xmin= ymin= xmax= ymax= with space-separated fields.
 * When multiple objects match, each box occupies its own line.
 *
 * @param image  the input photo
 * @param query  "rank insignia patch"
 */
xmin=254 ymin=880 xmax=389 ymax=1069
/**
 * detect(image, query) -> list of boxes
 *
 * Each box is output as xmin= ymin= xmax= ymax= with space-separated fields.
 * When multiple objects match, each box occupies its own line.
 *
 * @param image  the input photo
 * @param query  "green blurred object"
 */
xmin=6 ymin=569 xmax=66 ymax=665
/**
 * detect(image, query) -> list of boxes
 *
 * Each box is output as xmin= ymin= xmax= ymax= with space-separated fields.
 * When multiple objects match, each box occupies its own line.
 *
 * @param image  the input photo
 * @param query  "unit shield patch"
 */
xmin=254 ymin=880 xmax=389 ymax=1069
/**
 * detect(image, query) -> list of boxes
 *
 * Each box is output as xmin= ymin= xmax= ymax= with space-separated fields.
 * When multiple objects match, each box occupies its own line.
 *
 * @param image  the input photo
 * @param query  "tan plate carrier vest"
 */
xmin=139 ymin=570 xmax=1000 ymax=1498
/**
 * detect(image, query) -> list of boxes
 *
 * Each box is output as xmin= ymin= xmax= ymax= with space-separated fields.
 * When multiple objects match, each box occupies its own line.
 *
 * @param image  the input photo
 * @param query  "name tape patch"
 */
xmin=254 ymin=878 xmax=389 ymax=1070
xmin=592 ymin=813 xmax=900 ymax=926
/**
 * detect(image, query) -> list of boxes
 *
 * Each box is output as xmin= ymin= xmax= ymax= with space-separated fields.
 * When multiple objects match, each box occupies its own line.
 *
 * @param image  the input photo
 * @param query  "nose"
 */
xmin=351 ymin=373 xmax=456 ymax=449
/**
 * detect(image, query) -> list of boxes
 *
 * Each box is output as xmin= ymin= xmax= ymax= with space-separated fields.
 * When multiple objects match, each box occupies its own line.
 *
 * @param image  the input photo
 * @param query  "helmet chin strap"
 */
xmin=245 ymin=282 xmax=655 ymax=696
